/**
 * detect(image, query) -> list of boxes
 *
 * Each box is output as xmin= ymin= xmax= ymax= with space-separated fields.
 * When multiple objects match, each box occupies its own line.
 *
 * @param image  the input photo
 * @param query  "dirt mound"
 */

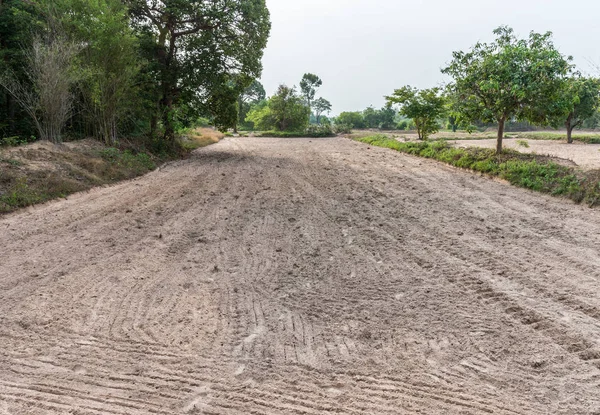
xmin=1 ymin=136 xmax=600 ymax=414
xmin=0 ymin=139 xmax=158 ymax=213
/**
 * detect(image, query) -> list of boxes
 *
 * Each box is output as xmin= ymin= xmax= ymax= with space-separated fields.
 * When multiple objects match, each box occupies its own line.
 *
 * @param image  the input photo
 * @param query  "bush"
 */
xmin=333 ymin=123 xmax=353 ymax=134
xmin=306 ymin=124 xmax=335 ymax=137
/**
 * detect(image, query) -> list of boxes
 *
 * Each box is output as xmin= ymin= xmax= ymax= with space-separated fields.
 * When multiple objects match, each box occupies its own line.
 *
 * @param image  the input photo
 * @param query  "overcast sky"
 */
xmin=260 ymin=0 xmax=600 ymax=115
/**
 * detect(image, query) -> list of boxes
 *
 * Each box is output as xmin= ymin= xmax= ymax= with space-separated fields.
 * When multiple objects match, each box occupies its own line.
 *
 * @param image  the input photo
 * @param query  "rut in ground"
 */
xmin=1 ymin=136 xmax=600 ymax=414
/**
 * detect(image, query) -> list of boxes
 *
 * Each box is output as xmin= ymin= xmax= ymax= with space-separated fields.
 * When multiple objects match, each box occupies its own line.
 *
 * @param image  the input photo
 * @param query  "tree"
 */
xmin=336 ymin=111 xmax=365 ymax=129
xmin=555 ymin=76 xmax=600 ymax=143
xmin=58 ymin=0 xmax=139 ymax=145
xmin=126 ymin=0 xmax=271 ymax=140
xmin=385 ymin=86 xmax=445 ymax=140
xmin=0 ymin=34 xmax=80 ymax=143
xmin=362 ymin=106 xmax=378 ymax=128
xmin=238 ymin=79 xmax=265 ymax=129
xmin=378 ymin=104 xmax=397 ymax=130
xmin=313 ymin=97 xmax=331 ymax=124
xmin=442 ymin=26 xmax=572 ymax=153
xmin=246 ymin=85 xmax=309 ymax=132
xmin=0 ymin=0 xmax=45 ymax=139
xmin=299 ymin=73 xmax=322 ymax=113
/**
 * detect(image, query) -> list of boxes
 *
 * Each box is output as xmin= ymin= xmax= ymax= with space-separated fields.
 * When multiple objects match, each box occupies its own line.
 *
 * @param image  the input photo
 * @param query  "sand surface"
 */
xmin=2 ymin=136 xmax=600 ymax=414
xmin=453 ymin=138 xmax=600 ymax=169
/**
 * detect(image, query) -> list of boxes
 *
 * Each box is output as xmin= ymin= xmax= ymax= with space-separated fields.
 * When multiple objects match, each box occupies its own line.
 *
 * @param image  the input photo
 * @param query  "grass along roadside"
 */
xmin=353 ymin=134 xmax=600 ymax=206
xmin=0 ymin=129 xmax=223 ymax=214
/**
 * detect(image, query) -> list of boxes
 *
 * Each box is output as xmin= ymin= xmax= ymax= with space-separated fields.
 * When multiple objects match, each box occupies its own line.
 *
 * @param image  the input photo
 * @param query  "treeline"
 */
xmin=239 ymin=73 xmax=336 ymax=136
xmin=383 ymin=27 xmax=600 ymax=152
xmin=0 ymin=0 xmax=271 ymax=146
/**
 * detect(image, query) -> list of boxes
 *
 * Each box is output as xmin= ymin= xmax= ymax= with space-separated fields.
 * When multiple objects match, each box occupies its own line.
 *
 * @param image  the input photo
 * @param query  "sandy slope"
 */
xmin=2 ymin=136 xmax=600 ymax=414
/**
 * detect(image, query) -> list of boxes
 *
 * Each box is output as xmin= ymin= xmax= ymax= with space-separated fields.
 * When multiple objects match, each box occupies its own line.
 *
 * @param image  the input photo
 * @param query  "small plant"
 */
xmin=0 ymin=157 xmax=23 ymax=166
xmin=516 ymin=140 xmax=530 ymax=148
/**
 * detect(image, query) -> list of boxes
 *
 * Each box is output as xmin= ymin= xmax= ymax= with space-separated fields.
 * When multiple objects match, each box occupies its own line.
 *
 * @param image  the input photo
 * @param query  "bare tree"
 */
xmin=0 ymin=36 xmax=79 ymax=143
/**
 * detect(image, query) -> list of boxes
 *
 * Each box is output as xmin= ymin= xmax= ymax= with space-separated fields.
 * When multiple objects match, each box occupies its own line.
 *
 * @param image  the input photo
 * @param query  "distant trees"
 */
xmin=554 ymin=76 xmax=600 ymax=143
xmin=300 ymin=73 xmax=322 ymax=112
xmin=336 ymin=112 xmax=366 ymax=129
xmin=386 ymin=86 xmax=445 ymax=140
xmin=246 ymin=85 xmax=310 ymax=132
xmin=238 ymin=80 xmax=266 ymax=129
xmin=313 ymin=98 xmax=331 ymax=124
xmin=443 ymin=26 xmax=572 ymax=153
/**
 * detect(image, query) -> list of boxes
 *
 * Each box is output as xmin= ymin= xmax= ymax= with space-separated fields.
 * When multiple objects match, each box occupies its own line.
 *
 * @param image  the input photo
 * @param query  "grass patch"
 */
xmin=353 ymin=134 xmax=600 ymax=206
xmin=178 ymin=127 xmax=225 ymax=150
xmin=0 ymin=140 xmax=187 ymax=214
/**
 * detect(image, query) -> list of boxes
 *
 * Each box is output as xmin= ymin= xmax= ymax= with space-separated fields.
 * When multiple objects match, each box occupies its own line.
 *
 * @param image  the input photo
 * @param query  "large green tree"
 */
xmin=386 ymin=86 xmax=445 ymax=140
xmin=126 ymin=0 xmax=271 ymax=140
xmin=57 ymin=0 xmax=139 ymax=144
xmin=443 ymin=26 xmax=572 ymax=153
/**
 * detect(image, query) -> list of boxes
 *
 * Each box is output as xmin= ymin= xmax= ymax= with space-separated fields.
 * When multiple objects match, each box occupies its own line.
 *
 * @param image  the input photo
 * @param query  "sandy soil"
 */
xmin=453 ymin=138 xmax=600 ymax=170
xmin=2 ymin=136 xmax=600 ymax=414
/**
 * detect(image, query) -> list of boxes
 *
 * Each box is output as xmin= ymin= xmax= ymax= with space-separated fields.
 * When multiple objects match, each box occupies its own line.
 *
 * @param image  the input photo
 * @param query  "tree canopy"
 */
xmin=386 ymin=86 xmax=445 ymax=140
xmin=246 ymin=84 xmax=310 ymax=132
xmin=299 ymin=73 xmax=322 ymax=110
xmin=554 ymin=76 xmax=600 ymax=143
xmin=443 ymin=26 xmax=572 ymax=152
xmin=123 ymin=0 xmax=271 ymax=139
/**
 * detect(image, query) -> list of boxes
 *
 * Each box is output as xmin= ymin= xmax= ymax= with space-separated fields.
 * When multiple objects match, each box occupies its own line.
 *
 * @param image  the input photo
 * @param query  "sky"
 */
xmin=260 ymin=0 xmax=600 ymax=115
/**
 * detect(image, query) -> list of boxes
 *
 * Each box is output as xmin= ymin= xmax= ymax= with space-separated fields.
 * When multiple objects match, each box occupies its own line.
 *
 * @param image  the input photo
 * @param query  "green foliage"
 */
xmin=353 ymin=135 xmax=600 ymax=205
xmin=336 ymin=112 xmax=365 ymax=129
xmin=516 ymin=140 xmax=530 ymax=148
xmin=246 ymin=85 xmax=310 ymax=132
xmin=99 ymin=148 xmax=156 ymax=173
xmin=299 ymin=73 xmax=322 ymax=109
xmin=362 ymin=104 xmax=397 ymax=130
xmin=238 ymin=80 xmax=266 ymax=129
xmin=126 ymin=0 xmax=272 ymax=140
xmin=386 ymin=86 xmax=445 ymax=139
xmin=0 ymin=177 xmax=44 ymax=211
xmin=333 ymin=123 xmax=353 ymax=134
xmin=443 ymin=26 xmax=573 ymax=152
xmin=553 ymin=76 xmax=600 ymax=142
xmin=355 ymin=135 xmax=600 ymax=205
xmin=305 ymin=124 xmax=335 ymax=137
xmin=313 ymin=97 xmax=332 ymax=124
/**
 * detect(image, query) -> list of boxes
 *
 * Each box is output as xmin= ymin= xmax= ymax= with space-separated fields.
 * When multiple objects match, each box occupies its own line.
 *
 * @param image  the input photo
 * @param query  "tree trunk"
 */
xmin=566 ymin=114 xmax=574 ymax=144
xmin=496 ymin=117 xmax=505 ymax=154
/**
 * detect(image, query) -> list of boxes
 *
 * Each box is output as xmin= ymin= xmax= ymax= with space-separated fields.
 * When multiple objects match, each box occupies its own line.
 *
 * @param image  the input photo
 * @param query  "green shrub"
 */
xmin=333 ymin=123 xmax=353 ymax=134
xmin=351 ymin=135 xmax=599 ymax=206
xmin=306 ymin=124 xmax=335 ymax=137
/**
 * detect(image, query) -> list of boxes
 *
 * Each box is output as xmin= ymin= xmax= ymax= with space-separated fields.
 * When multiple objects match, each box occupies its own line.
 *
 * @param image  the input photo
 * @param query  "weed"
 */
xmin=517 ymin=140 xmax=530 ymax=148
xmin=0 ymin=157 xmax=23 ymax=166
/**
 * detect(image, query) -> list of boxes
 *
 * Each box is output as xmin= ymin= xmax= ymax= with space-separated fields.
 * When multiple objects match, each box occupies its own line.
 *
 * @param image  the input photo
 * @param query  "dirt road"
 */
xmin=2 ymin=136 xmax=600 ymax=414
